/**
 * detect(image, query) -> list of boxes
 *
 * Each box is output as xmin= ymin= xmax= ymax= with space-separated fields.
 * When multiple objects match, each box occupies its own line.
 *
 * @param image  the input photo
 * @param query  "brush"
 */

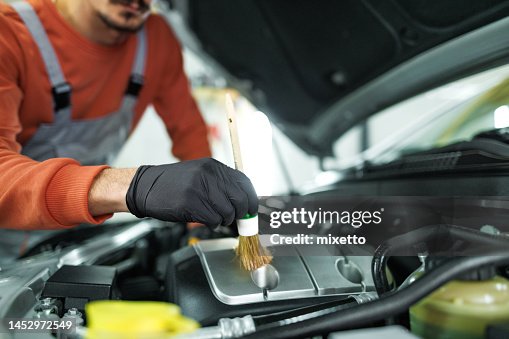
xmin=225 ymin=93 xmax=272 ymax=271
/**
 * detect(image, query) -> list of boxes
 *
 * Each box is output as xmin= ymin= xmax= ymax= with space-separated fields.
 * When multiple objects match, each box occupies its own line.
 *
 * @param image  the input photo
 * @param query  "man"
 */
xmin=0 ymin=0 xmax=258 ymax=261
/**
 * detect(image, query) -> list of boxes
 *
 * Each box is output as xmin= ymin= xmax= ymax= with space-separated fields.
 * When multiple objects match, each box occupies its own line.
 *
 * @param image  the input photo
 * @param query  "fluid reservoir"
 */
xmin=410 ymin=276 xmax=509 ymax=339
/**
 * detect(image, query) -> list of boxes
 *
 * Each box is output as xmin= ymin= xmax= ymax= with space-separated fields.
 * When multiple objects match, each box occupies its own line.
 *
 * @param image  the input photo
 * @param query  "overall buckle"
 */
xmin=126 ymin=74 xmax=144 ymax=97
xmin=52 ymin=82 xmax=72 ymax=112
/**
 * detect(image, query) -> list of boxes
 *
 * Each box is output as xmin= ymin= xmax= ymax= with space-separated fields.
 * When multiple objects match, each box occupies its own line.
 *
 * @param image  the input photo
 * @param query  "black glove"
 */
xmin=126 ymin=158 xmax=258 ymax=226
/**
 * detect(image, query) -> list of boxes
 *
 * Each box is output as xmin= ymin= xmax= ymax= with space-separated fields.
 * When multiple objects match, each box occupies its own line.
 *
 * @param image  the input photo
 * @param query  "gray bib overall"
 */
xmin=0 ymin=1 xmax=147 ymax=265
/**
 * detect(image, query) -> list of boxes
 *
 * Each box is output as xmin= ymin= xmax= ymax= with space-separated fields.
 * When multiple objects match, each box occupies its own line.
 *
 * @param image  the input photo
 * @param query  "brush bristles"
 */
xmin=236 ymin=234 xmax=273 ymax=271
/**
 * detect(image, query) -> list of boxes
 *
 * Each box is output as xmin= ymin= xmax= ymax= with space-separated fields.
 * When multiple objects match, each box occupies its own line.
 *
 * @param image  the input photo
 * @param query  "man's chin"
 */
xmin=98 ymin=13 xmax=145 ymax=33
xmin=112 ymin=23 xmax=144 ymax=33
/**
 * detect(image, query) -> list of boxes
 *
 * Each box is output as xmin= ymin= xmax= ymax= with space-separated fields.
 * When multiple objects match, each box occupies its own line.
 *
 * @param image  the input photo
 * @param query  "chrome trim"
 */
xmin=196 ymin=238 xmax=375 ymax=305
xmin=59 ymin=220 xmax=156 ymax=266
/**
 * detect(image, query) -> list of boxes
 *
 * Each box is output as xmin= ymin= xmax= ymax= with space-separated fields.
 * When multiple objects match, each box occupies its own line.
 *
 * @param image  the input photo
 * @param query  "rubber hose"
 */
xmin=252 ymin=298 xmax=355 ymax=326
xmin=243 ymin=251 xmax=509 ymax=339
xmin=372 ymin=224 xmax=509 ymax=296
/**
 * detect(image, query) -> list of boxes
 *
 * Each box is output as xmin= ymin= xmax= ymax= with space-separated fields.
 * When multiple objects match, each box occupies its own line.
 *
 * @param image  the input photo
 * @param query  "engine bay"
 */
xmin=1 ymin=200 xmax=509 ymax=339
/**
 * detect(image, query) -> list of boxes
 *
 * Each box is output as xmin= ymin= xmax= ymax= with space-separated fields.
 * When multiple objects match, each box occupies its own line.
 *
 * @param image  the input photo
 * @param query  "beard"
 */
xmin=97 ymin=0 xmax=150 ymax=33
xmin=109 ymin=0 xmax=150 ymax=12
xmin=98 ymin=12 xmax=145 ymax=33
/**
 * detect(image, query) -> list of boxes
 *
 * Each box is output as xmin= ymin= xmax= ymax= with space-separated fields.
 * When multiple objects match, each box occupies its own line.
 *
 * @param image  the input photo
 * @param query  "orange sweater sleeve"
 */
xmin=0 ymin=15 xmax=110 ymax=230
xmin=151 ymin=17 xmax=211 ymax=161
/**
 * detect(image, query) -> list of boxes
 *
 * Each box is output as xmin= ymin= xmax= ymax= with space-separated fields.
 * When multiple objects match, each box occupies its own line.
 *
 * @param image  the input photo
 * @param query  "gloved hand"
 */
xmin=126 ymin=158 xmax=258 ymax=226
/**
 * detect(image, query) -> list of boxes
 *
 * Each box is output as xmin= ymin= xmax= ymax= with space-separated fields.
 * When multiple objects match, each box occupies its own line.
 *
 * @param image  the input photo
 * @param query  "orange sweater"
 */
xmin=0 ymin=0 xmax=211 ymax=230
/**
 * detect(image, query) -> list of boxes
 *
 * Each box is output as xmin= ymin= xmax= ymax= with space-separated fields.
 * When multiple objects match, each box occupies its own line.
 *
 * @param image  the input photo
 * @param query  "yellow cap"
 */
xmin=86 ymin=301 xmax=199 ymax=339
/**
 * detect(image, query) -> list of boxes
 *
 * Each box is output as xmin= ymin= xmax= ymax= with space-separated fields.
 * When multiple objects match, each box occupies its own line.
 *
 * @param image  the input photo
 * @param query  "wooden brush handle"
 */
xmin=225 ymin=93 xmax=244 ymax=172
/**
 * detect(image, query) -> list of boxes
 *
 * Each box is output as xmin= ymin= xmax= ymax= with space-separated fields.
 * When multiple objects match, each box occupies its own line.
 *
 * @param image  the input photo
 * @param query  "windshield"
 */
xmin=333 ymin=64 xmax=509 ymax=168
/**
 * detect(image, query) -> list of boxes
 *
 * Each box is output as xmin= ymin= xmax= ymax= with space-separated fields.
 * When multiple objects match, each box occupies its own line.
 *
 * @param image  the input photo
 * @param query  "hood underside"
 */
xmin=167 ymin=0 xmax=509 ymax=156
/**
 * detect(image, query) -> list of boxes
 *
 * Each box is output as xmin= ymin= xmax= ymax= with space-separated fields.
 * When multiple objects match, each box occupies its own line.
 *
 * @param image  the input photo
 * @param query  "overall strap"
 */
xmin=124 ymin=26 xmax=147 ymax=99
xmin=11 ymin=1 xmax=72 ymax=119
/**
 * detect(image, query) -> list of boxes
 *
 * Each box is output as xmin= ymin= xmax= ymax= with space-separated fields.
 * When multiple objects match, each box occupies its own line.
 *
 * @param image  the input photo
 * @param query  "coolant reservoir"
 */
xmin=86 ymin=301 xmax=199 ymax=339
xmin=410 ymin=277 xmax=509 ymax=339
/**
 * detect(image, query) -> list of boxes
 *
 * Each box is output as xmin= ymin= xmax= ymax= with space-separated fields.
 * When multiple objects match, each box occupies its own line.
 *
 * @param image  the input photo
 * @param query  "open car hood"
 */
xmin=165 ymin=0 xmax=509 ymax=156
